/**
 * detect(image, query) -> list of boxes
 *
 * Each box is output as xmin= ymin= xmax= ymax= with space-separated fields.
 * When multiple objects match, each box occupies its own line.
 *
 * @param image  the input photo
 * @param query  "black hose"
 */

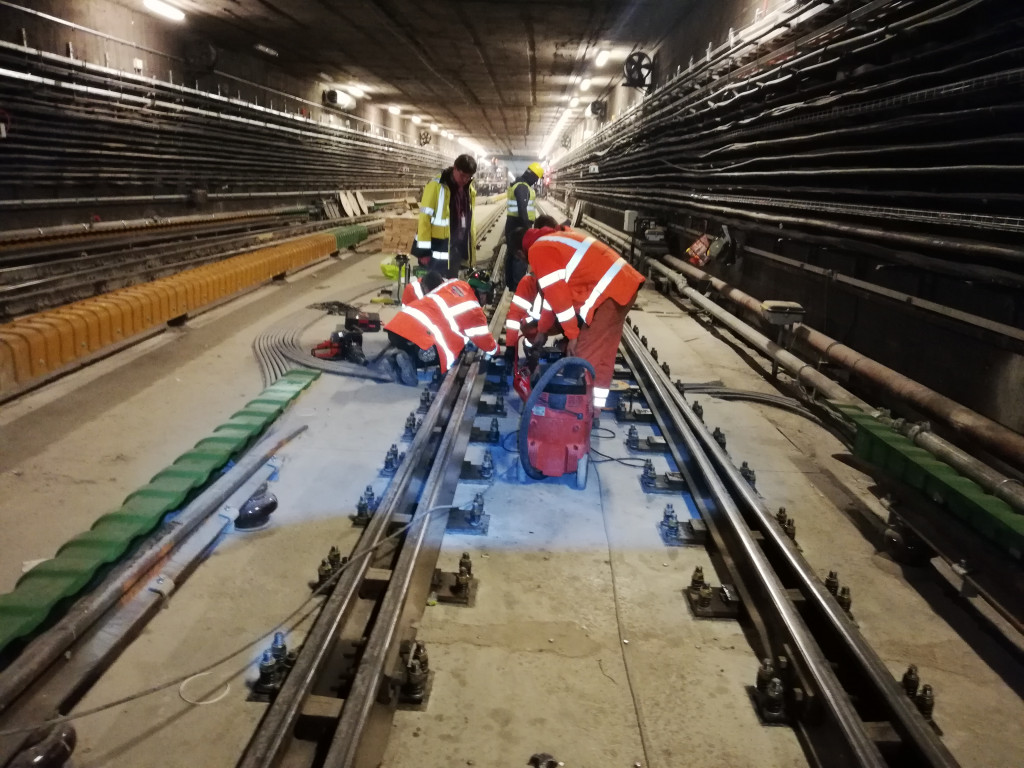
xmin=517 ymin=356 xmax=596 ymax=480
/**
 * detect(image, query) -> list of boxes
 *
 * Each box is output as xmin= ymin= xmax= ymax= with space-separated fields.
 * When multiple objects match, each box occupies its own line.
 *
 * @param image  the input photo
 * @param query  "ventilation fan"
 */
xmin=418 ymin=129 xmax=432 ymax=147
xmin=588 ymin=100 xmax=608 ymax=120
xmin=322 ymin=89 xmax=355 ymax=109
xmin=560 ymin=134 xmax=572 ymax=150
xmin=623 ymin=51 xmax=654 ymax=92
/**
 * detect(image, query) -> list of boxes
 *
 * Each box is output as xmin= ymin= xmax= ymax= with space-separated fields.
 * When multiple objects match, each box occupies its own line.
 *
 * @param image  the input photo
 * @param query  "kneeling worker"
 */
xmin=402 ymin=261 xmax=444 ymax=305
xmin=521 ymin=222 xmax=645 ymax=410
xmin=381 ymin=276 xmax=498 ymax=385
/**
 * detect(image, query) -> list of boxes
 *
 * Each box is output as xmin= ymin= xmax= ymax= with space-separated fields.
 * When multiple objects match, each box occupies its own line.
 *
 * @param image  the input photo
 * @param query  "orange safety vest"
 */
xmin=384 ymin=279 xmax=498 ymax=372
xmin=527 ymin=228 xmax=644 ymax=339
xmin=402 ymin=277 xmax=426 ymax=305
xmin=504 ymin=274 xmax=556 ymax=352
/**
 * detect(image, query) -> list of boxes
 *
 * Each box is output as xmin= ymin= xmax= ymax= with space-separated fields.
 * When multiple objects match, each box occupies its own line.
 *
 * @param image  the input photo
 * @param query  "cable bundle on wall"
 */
xmin=556 ymin=0 xmax=1024 ymax=297
xmin=0 ymin=43 xmax=448 ymax=220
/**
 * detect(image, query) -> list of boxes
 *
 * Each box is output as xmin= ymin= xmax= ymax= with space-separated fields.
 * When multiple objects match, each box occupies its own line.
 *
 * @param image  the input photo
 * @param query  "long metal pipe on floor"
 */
xmin=0 ymin=425 xmax=308 ymax=717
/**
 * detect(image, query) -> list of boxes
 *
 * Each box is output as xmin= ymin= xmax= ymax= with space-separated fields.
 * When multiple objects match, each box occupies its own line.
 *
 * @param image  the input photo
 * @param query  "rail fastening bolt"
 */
xmin=916 ymin=684 xmax=935 ymax=720
xmin=825 ymin=570 xmax=839 ymax=596
xmin=690 ymin=565 xmax=705 ymax=591
xmin=902 ymin=664 xmax=920 ymax=698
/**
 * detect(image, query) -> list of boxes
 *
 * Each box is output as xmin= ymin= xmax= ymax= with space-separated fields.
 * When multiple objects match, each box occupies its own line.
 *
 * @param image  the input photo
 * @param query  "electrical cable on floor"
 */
xmin=590 ymin=446 xmax=649 ymax=468
xmin=177 ymin=672 xmax=231 ymax=706
xmin=0 ymin=503 xmax=457 ymax=738
xmin=589 ymin=460 xmax=654 ymax=767
xmin=500 ymin=430 xmax=519 ymax=454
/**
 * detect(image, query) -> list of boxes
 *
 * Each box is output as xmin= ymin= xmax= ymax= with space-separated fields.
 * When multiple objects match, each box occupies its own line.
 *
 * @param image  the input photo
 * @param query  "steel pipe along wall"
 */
xmin=0 ymin=225 xmax=369 ymax=401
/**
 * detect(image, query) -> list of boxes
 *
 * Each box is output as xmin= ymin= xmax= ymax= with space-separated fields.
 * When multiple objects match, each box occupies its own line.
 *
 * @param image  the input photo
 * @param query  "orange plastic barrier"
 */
xmin=0 ymin=231 xmax=339 ymax=399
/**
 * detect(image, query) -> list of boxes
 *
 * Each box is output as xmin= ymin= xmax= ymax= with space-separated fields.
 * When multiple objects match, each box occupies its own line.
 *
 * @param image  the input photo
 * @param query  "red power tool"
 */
xmin=515 ymin=354 xmax=595 ymax=489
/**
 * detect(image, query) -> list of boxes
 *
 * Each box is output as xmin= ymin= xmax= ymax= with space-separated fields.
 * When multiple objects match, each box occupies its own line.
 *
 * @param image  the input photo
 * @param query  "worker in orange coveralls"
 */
xmin=521 ymin=224 xmax=644 ymax=409
xmin=382 ymin=278 xmax=498 ymax=385
xmin=402 ymin=267 xmax=445 ymax=305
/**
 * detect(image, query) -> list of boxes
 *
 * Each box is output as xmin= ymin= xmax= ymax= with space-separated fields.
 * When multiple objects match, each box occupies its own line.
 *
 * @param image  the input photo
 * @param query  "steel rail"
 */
xmin=0 ymin=463 xmax=280 ymax=767
xmin=239 ymin=210 xmax=506 ymax=768
xmin=322 ymin=356 xmax=487 ymax=768
xmin=0 ymin=426 xmax=309 ymax=728
xmin=621 ymin=326 xmax=959 ymax=768
xmin=236 ymin=361 xmax=468 ymax=768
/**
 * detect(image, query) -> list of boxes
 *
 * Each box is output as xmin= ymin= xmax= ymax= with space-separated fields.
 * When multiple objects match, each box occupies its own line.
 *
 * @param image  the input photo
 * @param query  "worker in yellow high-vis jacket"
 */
xmin=503 ymin=161 xmax=543 ymax=291
xmin=413 ymin=154 xmax=478 ymax=278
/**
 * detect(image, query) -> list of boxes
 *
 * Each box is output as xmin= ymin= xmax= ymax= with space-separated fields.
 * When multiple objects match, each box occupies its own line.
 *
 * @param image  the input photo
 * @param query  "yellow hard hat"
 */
xmin=528 ymin=162 xmax=545 ymax=178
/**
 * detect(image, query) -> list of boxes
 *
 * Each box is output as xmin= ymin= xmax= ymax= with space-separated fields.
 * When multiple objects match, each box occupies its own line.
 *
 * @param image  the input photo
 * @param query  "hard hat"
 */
xmin=527 ymin=162 xmax=545 ymax=178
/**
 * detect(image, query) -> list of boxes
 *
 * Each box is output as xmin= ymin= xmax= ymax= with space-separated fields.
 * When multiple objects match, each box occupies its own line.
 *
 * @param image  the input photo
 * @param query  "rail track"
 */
xmin=0 ymin=202 xmax=972 ymax=768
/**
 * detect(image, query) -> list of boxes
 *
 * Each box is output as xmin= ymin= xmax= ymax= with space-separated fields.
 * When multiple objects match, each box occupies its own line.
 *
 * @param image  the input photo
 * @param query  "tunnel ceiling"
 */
xmin=154 ymin=0 xmax=690 ymax=157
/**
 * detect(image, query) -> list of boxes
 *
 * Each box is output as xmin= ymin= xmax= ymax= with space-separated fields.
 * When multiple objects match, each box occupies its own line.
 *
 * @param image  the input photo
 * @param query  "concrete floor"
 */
xmin=0 ymin=210 xmax=1021 ymax=766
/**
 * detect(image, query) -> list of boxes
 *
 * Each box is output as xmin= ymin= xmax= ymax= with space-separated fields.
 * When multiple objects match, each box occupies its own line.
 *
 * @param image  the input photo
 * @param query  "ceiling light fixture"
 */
xmin=254 ymin=43 xmax=278 ymax=57
xmin=596 ymin=50 xmax=610 ymax=67
xmin=411 ymin=115 xmax=422 ymax=124
xmin=388 ymin=105 xmax=401 ymax=115
xmin=569 ymin=97 xmax=579 ymax=108
xmin=580 ymin=78 xmax=591 ymax=91
xmin=430 ymin=123 xmax=439 ymax=132
xmin=143 ymin=0 xmax=185 ymax=21
xmin=539 ymin=106 xmax=578 ymax=159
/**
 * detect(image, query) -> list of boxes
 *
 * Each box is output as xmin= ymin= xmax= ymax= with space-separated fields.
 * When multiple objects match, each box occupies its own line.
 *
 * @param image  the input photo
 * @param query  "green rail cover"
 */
xmin=0 ymin=370 xmax=319 ymax=658
xmin=836 ymin=404 xmax=1024 ymax=561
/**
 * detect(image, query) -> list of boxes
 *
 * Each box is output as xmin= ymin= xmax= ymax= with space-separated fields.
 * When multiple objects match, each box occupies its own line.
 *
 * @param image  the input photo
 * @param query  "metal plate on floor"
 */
xmin=446 ymin=508 xmax=490 ymax=535
xmin=685 ymin=584 xmax=741 ymax=620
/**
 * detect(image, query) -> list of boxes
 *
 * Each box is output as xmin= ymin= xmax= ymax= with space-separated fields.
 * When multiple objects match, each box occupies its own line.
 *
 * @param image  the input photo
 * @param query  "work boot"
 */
xmin=394 ymin=350 xmax=419 ymax=386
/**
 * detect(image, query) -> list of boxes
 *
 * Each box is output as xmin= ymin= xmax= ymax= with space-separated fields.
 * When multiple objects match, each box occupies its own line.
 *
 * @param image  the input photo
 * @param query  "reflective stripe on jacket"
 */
xmin=402 ymin=277 xmax=425 ymax=305
xmin=505 ymin=180 xmax=536 ymax=221
xmin=527 ymin=228 xmax=644 ymax=340
xmin=416 ymin=173 xmax=477 ymax=266
xmin=504 ymin=274 xmax=555 ymax=350
xmin=384 ymin=279 xmax=497 ymax=372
